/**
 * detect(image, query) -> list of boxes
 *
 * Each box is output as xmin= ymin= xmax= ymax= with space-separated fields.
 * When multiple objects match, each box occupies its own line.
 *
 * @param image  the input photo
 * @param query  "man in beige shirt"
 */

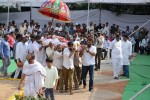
xmin=95 ymin=33 xmax=104 ymax=71
xmin=19 ymin=23 xmax=27 ymax=34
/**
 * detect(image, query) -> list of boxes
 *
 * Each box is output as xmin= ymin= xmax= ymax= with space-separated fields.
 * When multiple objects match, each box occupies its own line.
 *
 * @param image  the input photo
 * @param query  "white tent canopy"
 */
xmin=0 ymin=0 xmax=150 ymax=4
xmin=63 ymin=0 xmax=150 ymax=4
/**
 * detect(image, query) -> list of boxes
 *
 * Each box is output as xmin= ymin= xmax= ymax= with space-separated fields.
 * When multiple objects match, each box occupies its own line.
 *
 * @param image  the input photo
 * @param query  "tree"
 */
xmin=67 ymin=3 xmax=150 ymax=15
xmin=0 ymin=5 xmax=19 ymax=13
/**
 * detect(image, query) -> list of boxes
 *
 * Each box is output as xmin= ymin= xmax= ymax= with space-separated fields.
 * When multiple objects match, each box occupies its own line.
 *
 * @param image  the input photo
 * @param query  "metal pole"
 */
xmin=129 ymin=20 xmax=150 ymax=37
xmin=99 ymin=3 xmax=101 ymax=23
xmin=130 ymin=83 xmax=150 ymax=100
xmin=7 ymin=2 xmax=10 ymax=27
xmin=30 ymin=2 xmax=32 ymax=22
xmin=87 ymin=0 xmax=90 ymax=33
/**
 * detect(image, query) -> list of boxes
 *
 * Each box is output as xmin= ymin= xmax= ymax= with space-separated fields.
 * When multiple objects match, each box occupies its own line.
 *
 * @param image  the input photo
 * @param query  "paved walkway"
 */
xmin=55 ymin=59 xmax=129 ymax=100
xmin=0 ymin=59 xmax=129 ymax=100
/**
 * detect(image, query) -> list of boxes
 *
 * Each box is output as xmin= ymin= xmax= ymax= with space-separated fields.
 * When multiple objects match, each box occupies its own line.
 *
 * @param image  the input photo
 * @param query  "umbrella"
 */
xmin=38 ymin=0 xmax=71 ymax=23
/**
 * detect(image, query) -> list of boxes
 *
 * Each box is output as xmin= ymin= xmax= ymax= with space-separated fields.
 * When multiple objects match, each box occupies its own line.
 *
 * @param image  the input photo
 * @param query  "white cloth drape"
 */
xmin=23 ymin=60 xmax=46 ymax=97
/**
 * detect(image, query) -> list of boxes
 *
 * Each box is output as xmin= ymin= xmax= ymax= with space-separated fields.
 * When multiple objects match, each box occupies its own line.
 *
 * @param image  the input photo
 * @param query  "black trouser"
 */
xmin=11 ymin=70 xmax=22 ymax=79
xmin=140 ymin=46 xmax=145 ymax=54
xmin=95 ymin=48 xmax=102 ymax=70
xmin=145 ymin=46 xmax=150 ymax=55
xmin=135 ymin=39 xmax=140 ymax=53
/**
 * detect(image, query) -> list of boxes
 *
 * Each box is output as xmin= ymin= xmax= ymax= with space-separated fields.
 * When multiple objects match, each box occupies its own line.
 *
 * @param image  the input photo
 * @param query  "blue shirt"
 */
xmin=69 ymin=28 xmax=75 ymax=35
xmin=0 ymin=39 xmax=10 ymax=58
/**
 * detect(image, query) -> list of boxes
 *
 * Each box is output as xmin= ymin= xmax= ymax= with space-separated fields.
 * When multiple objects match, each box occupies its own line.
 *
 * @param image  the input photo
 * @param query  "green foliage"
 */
xmin=67 ymin=3 xmax=150 ymax=15
xmin=15 ymin=95 xmax=46 ymax=100
xmin=0 ymin=5 xmax=19 ymax=13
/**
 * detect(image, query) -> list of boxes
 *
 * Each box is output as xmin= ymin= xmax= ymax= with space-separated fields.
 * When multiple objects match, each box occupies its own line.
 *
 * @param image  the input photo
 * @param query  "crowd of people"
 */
xmin=0 ymin=20 xmax=150 ymax=99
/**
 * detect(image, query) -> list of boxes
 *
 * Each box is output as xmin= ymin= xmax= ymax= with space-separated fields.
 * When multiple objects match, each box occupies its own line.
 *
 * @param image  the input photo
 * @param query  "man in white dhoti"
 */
xmin=33 ymin=35 xmax=47 ymax=67
xmin=122 ymin=35 xmax=132 ymax=78
xmin=110 ymin=35 xmax=123 ymax=80
xmin=18 ymin=53 xmax=46 ymax=98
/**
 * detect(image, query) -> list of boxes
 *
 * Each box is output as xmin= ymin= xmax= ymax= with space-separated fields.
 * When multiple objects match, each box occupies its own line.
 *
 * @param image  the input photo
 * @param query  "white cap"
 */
xmin=76 ymin=23 xmax=79 ymax=25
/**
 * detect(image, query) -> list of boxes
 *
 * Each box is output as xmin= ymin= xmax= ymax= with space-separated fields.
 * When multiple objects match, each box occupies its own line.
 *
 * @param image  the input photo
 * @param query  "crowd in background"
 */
xmin=0 ymin=20 xmax=150 ymax=99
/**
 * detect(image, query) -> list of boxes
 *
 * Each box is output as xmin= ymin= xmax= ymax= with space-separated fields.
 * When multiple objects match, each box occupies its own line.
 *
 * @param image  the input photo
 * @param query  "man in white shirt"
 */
xmin=33 ymin=35 xmax=47 ymax=67
xmin=44 ymin=58 xmax=59 ymax=100
xmin=88 ymin=22 xmax=94 ymax=34
xmin=103 ymin=36 xmax=111 ymax=59
xmin=27 ymin=23 xmax=34 ymax=34
xmin=129 ymin=35 xmax=136 ymax=53
xmin=47 ymin=21 xmax=54 ymax=32
xmin=95 ymin=33 xmax=104 ymax=71
xmin=14 ymin=36 xmax=28 ymax=78
xmin=122 ymin=35 xmax=132 ymax=78
xmin=139 ymin=36 xmax=149 ymax=54
xmin=19 ymin=23 xmax=27 ymax=34
xmin=15 ymin=36 xmax=28 ymax=63
xmin=46 ymin=42 xmax=54 ymax=60
xmin=55 ymin=23 xmax=62 ymax=34
xmin=18 ymin=53 xmax=46 ymax=98
xmin=110 ymin=35 xmax=123 ymax=80
xmin=63 ymin=42 xmax=75 ymax=95
xmin=73 ymin=46 xmax=82 ymax=90
xmin=53 ymin=44 xmax=63 ymax=93
xmin=27 ymin=34 xmax=35 ymax=54
xmin=81 ymin=39 xmax=97 ymax=91
xmin=103 ymin=22 xmax=110 ymax=36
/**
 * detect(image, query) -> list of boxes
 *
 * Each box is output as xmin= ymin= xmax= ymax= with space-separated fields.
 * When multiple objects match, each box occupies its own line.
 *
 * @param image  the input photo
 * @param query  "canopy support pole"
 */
xmin=129 ymin=20 xmax=150 ymax=37
xmin=7 ymin=2 xmax=10 ymax=27
xmin=87 ymin=0 xmax=90 ymax=34
xmin=99 ymin=3 xmax=102 ymax=23
xmin=30 ymin=2 xmax=32 ymax=22
xmin=51 ymin=18 xmax=54 ymax=25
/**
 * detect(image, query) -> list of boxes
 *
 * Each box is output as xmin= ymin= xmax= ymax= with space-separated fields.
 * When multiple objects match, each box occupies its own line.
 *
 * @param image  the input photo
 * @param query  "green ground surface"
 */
xmin=123 ymin=55 xmax=150 ymax=100
xmin=0 ymin=59 xmax=17 ymax=74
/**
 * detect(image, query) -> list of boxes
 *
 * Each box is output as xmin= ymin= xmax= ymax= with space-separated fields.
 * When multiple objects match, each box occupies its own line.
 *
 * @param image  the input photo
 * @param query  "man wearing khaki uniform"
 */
xmin=63 ymin=42 xmax=75 ymax=95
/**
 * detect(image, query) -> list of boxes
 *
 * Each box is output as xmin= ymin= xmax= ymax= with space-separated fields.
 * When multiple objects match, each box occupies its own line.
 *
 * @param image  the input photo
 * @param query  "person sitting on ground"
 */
xmin=139 ymin=36 xmax=149 ymax=54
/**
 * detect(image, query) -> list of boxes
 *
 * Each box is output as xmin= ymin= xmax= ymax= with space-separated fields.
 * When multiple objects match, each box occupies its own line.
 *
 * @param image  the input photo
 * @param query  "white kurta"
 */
xmin=23 ymin=61 xmax=46 ymax=97
xmin=53 ymin=51 xmax=63 ymax=69
xmin=27 ymin=40 xmax=35 ymax=53
xmin=122 ymin=40 xmax=132 ymax=65
xmin=109 ymin=39 xmax=123 ymax=77
xmin=63 ymin=48 xmax=74 ymax=69
xmin=46 ymin=47 xmax=54 ymax=60
xmin=82 ymin=46 xmax=97 ymax=66
xmin=110 ymin=39 xmax=123 ymax=59
xmin=15 ymin=42 xmax=28 ymax=62
xmin=33 ymin=41 xmax=47 ymax=67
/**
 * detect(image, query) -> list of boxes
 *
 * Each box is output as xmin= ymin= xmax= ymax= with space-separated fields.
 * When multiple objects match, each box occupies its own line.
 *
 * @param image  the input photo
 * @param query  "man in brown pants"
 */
xmin=73 ymin=50 xmax=82 ymax=89
xmin=53 ymin=44 xmax=63 ymax=93
xmin=95 ymin=33 xmax=104 ymax=71
xmin=63 ymin=42 xmax=75 ymax=95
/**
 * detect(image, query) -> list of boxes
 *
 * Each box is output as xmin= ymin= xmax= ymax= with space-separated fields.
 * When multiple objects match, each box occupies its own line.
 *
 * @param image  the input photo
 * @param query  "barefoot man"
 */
xmin=18 ymin=53 xmax=46 ymax=98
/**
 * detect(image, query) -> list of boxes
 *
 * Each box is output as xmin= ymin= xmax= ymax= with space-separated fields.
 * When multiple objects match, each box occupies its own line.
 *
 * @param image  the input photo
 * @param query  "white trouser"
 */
xmin=112 ymin=58 xmax=123 ymax=77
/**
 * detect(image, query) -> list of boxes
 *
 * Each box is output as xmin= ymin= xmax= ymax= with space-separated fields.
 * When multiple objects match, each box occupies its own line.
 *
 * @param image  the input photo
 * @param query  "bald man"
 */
xmin=18 ymin=53 xmax=46 ymax=98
